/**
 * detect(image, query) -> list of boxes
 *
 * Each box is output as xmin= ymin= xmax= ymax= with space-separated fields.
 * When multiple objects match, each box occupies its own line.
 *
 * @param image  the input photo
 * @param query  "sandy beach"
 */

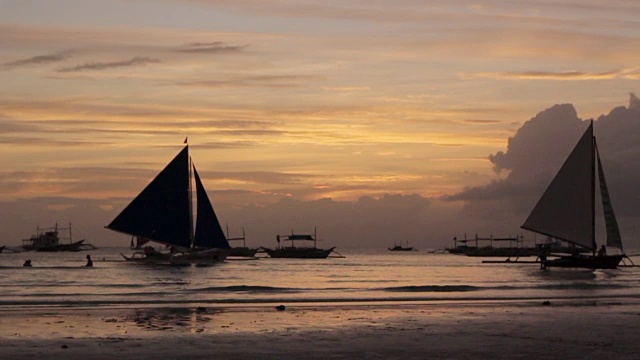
xmin=2 ymin=299 xmax=640 ymax=359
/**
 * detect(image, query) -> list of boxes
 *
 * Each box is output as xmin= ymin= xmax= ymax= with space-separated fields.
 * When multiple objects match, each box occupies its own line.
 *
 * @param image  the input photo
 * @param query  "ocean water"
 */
xmin=1 ymin=248 xmax=639 ymax=309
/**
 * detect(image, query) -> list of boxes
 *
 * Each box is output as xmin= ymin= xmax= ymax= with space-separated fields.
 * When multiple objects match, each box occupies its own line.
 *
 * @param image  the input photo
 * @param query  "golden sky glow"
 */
xmin=1 ymin=1 xmax=640 ymax=246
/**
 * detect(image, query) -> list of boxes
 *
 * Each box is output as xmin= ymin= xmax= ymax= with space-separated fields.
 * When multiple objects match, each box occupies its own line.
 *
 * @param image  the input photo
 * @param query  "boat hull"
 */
xmin=465 ymin=247 xmax=532 ymax=257
xmin=31 ymin=240 xmax=86 ymax=252
xmin=121 ymin=248 xmax=228 ymax=266
xmin=120 ymin=251 xmax=172 ymax=263
xmin=447 ymin=246 xmax=532 ymax=257
xmin=262 ymin=247 xmax=335 ymax=259
xmin=170 ymin=248 xmax=228 ymax=266
xmin=542 ymin=254 xmax=624 ymax=269
xmin=228 ymin=247 xmax=258 ymax=257
xmin=388 ymin=247 xmax=414 ymax=251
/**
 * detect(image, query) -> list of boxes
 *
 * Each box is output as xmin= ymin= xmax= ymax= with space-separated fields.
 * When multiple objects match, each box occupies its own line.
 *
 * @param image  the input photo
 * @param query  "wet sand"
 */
xmin=1 ymin=299 xmax=640 ymax=359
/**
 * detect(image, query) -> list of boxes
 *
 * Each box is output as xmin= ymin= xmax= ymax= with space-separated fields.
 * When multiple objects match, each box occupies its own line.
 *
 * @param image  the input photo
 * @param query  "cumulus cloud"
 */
xmin=447 ymin=94 xmax=640 ymax=246
xmin=57 ymin=57 xmax=160 ymax=73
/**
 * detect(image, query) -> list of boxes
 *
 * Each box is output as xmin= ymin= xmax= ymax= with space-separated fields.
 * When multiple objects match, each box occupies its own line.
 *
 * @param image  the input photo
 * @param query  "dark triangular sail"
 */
xmin=193 ymin=166 xmax=230 ymax=249
xmin=522 ymin=123 xmax=595 ymax=249
xmin=107 ymin=146 xmax=192 ymax=249
xmin=596 ymin=142 xmax=624 ymax=251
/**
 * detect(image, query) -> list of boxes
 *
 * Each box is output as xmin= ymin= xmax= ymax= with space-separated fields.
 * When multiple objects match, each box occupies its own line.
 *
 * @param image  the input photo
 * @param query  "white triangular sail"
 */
xmin=522 ymin=123 xmax=595 ymax=249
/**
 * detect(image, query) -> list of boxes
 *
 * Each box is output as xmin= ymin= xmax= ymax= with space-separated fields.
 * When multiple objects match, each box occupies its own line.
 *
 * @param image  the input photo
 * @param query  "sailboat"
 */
xmin=521 ymin=121 xmax=625 ymax=269
xmin=106 ymin=145 xmax=230 ymax=265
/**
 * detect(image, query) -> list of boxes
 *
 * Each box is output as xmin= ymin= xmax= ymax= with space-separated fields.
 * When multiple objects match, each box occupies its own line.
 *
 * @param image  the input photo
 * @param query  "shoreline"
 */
xmin=1 ymin=291 xmax=639 ymax=309
xmin=2 ymin=300 xmax=640 ymax=359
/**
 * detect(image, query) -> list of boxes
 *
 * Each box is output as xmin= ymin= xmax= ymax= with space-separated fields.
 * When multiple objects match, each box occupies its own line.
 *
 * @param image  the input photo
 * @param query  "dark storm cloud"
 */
xmin=57 ymin=57 xmax=160 ymax=73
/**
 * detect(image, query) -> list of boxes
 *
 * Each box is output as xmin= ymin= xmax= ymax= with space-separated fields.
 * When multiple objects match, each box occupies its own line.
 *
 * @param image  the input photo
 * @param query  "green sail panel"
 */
xmin=193 ymin=166 xmax=230 ymax=249
xmin=107 ymin=146 xmax=192 ymax=249
xmin=596 ymin=142 xmax=624 ymax=251
xmin=522 ymin=123 xmax=595 ymax=249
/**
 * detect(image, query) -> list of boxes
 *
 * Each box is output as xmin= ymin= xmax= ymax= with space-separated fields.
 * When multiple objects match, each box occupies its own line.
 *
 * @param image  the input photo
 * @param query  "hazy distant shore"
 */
xmin=2 ymin=300 xmax=640 ymax=359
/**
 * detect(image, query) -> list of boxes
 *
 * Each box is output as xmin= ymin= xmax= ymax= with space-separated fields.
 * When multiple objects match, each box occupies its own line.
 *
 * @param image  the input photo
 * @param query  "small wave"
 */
xmin=187 ymin=285 xmax=302 ymax=293
xmin=380 ymin=283 xmax=632 ymax=293
xmin=535 ymin=283 xmax=630 ymax=290
xmin=381 ymin=285 xmax=481 ymax=292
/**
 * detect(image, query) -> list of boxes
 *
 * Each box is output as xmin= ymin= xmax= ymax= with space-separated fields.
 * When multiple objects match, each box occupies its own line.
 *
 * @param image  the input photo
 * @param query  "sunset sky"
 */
xmin=2 ymin=1 xmax=640 ymax=248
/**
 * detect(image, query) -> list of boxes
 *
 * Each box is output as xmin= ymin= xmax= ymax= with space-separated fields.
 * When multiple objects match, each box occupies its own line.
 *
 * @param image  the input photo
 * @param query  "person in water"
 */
xmin=85 ymin=254 xmax=93 ymax=267
xmin=23 ymin=260 xmax=32 ymax=267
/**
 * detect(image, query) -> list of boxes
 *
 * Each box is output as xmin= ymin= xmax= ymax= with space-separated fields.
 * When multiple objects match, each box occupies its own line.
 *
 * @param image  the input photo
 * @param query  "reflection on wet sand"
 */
xmin=126 ymin=307 xmax=222 ymax=333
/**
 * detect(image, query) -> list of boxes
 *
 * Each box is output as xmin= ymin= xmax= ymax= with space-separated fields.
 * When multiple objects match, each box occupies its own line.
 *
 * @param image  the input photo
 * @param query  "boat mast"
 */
xmin=188 ymin=145 xmax=194 ymax=249
xmin=591 ymin=121 xmax=596 ymax=256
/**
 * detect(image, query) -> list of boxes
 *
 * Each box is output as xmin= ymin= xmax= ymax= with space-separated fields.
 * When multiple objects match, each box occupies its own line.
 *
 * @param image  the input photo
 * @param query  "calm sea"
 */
xmin=1 ymin=248 xmax=639 ymax=309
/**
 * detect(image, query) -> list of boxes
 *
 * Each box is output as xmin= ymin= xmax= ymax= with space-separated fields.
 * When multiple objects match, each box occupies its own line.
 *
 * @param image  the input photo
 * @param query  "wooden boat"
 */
xmin=388 ymin=241 xmax=415 ymax=251
xmin=262 ymin=229 xmax=335 ymax=259
xmin=120 ymin=248 xmax=171 ymax=263
xmin=447 ymin=235 xmax=533 ymax=257
xmin=21 ymin=223 xmax=87 ymax=252
xmin=226 ymin=227 xmax=258 ymax=257
xmin=464 ymin=246 xmax=531 ymax=257
xmin=107 ymin=144 xmax=230 ymax=265
xmin=228 ymin=246 xmax=258 ymax=258
xmin=522 ymin=121 xmax=626 ymax=269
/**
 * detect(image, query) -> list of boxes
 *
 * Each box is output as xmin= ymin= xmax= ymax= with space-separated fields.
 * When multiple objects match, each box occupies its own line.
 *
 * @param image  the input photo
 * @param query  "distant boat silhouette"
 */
xmin=261 ymin=228 xmax=335 ymax=259
xmin=388 ymin=241 xmax=415 ymax=251
xmin=21 ymin=223 xmax=88 ymax=252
